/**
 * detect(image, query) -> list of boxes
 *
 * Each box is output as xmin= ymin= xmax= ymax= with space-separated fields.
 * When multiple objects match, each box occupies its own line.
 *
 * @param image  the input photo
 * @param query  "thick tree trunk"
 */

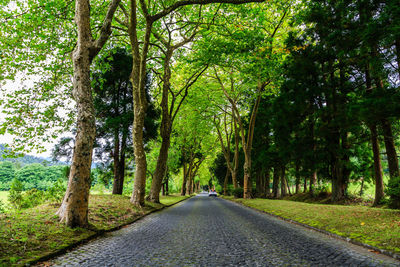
xmin=147 ymin=50 xmax=172 ymax=203
xmin=56 ymin=0 xmax=96 ymax=228
xmin=243 ymin=159 xmax=252 ymax=198
xmin=186 ymin=173 xmax=192 ymax=195
xmin=303 ymin=177 xmax=307 ymax=193
xmin=129 ymin=2 xmax=152 ymax=207
xmin=130 ymin=109 xmax=147 ymax=206
xmin=370 ymin=124 xmax=385 ymax=205
xmin=265 ymin=170 xmax=270 ymax=196
xmin=56 ymin=51 xmax=95 ymax=226
xmin=381 ymin=119 xmax=400 ymax=179
xmin=148 ymin=134 xmax=170 ymax=202
xmin=57 ymin=0 xmax=120 ymax=227
xmin=280 ymin=166 xmax=287 ymax=198
xmin=272 ymin=166 xmax=280 ymax=198
xmin=310 ymin=172 xmax=316 ymax=195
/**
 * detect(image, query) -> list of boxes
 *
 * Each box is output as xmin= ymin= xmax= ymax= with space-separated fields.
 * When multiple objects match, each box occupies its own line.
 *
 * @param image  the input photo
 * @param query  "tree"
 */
xmin=56 ymin=0 xmax=122 ymax=227
xmin=92 ymin=48 xmax=159 ymax=195
xmin=117 ymin=0 xmax=265 ymax=207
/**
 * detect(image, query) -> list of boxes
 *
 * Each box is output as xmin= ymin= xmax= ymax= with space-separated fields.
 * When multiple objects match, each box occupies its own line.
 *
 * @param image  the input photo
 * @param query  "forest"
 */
xmin=1 ymin=0 xmax=400 ymax=265
xmin=0 ymin=0 xmax=399 ymax=229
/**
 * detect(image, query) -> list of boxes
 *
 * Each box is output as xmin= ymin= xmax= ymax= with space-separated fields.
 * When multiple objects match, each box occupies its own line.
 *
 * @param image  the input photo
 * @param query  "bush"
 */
xmin=45 ymin=178 xmax=67 ymax=202
xmin=21 ymin=189 xmax=45 ymax=209
xmin=232 ymin=187 xmax=244 ymax=198
xmin=315 ymin=184 xmax=330 ymax=198
xmin=8 ymin=178 xmax=24 ymax=209
xmin=0 ymin=200 xmax=6 ymax=213
xmin=385 ymin=176 xmax=400 ymax=209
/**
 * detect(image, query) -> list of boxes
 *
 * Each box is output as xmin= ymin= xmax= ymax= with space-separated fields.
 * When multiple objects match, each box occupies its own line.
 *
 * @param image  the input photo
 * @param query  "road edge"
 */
xmin=220 ymin=197 xmax=400 ymax=261
xmin=28 ymin=195 xmax=193 ymax=266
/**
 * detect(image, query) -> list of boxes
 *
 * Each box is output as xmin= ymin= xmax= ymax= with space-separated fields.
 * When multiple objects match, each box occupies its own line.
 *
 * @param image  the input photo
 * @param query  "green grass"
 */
xmin=0 ymin=194 xmax=190 ymax=266
xmin=0 ymin=191 xmax=9 ymax=204
xmin=159 ymin=194 xmax=189 ymax=206
xmin=223 ymin=196 xmax=400 ymax=255
xmin=347 ymin=176 xmax=390 ymax=200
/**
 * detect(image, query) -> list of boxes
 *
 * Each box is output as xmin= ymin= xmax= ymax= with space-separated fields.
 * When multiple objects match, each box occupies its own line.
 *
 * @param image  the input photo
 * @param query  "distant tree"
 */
xmin=0 ymin=161 xmax=16 ymax=190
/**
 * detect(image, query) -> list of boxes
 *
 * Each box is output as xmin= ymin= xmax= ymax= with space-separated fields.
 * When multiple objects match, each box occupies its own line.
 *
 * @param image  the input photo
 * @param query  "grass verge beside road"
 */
xmin=0 ymin=194 xmax=190 ymax=266
xmin=222 ymin=196 xmax=400 ymax=256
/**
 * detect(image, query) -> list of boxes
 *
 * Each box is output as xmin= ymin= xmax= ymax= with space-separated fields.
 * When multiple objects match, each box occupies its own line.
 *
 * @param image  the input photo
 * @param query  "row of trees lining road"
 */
xmin=1 ymin=0 xmax=267 ymax=227
xmin=208 ymin=0 xmax=400 ymax=208
xmin=1 ymin=0 xmax=400 ymax=229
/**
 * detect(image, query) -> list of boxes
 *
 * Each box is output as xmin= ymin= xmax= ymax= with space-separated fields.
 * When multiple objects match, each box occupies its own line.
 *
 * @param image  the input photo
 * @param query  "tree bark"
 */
xmin=310 ymin=171 xmax=316 ymax=195
xmin=272 ymin=166 xmax=280 ymax=198
xmin=280 ymin=166 xmax=287 ymax=198
xmin=265 ymin=170 xmax=270 ymax=196
xmin=147 ymin=50 xmax=173 ymax=203
xmin=370 ymin=124 xmax=385 ymax=205
xmin=57 ymin=0 xmax=121 ymax=227
xmin=129 ymin=1 xmax=152 ymax=206
xmin=381 ymin=119 xmax=400 ymax=179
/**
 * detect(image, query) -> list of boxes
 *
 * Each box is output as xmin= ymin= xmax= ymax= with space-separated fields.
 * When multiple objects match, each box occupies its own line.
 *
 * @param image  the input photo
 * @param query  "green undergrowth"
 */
xmin=223 ymin=196 xmax=400 ymax=255
xmin=0 ymin=194 xmax=189 ymax=266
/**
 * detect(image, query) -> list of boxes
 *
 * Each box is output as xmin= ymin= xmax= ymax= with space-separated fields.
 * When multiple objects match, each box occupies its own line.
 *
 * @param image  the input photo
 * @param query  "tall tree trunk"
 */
xmin=112 ymin=131 xmax=121 ymax=194
xmin=265 ymin=170 xmax=271 ymax=196
xmin=310 ymin=171 xmax=316 ymax=195
xmin=57 ymin=48 xmax=95 ymax=227
xmin=272 ymin=166 xmax=280 ymax=198
xmin=57 ymin=0 xmax=121 ymax=227
xmin=280 ymin=166 xmax=287 ymax=198
xmin=303 ymin=177 xmax=307 ymax=193
xmin=243 ymin=158 xmax=252 ymax=198
xmin=232 ymin=116 xmax=240 ymax=189
xmin=147 ymin=50 xmax=173 ymax=203
xmin=148 ymin=134 xmax=170 ymax=202
xmin=370 ymin=124 xmax=385 ymax=205
xmin=381 ymin=119 xmax=400 ymax=179
xmin=129 ymin=3 xmax=152 ymax=207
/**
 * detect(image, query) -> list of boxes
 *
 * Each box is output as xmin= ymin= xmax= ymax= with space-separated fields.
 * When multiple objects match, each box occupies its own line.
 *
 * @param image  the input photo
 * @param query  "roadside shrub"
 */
xmin=92 ymin=183 xmax=106 ymax=194
xmin=385 ymin=176 xmax=400 ymax=209
xmin=315 ymin=184 xmax=330 ymax=198
xmin=0 ymin=200 xmax=6 ymax=213
xmin=21 ymin=189 xmax=45 ymax=208
xmin=45 ymin=178 xmax=67 ymax=202
xmin=232 ymin=187 xmax=244 ymax=198
xmin=8 ymin=178 xmax=24 ymax=209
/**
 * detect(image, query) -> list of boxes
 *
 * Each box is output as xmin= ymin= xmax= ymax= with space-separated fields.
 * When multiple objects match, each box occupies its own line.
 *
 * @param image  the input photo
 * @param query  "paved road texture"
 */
xmin=52 ymin=194 xmax=400 ymax=267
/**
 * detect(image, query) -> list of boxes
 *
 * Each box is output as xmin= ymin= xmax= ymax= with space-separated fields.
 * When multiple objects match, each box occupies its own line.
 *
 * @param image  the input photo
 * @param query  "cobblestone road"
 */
xmin=52 ymin=194 xmax=400 ymax=266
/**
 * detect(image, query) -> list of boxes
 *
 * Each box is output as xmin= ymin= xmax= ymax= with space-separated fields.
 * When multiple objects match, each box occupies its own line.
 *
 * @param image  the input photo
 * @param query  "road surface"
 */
xmin=52 ymin=194 xmax=399 ymax=266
